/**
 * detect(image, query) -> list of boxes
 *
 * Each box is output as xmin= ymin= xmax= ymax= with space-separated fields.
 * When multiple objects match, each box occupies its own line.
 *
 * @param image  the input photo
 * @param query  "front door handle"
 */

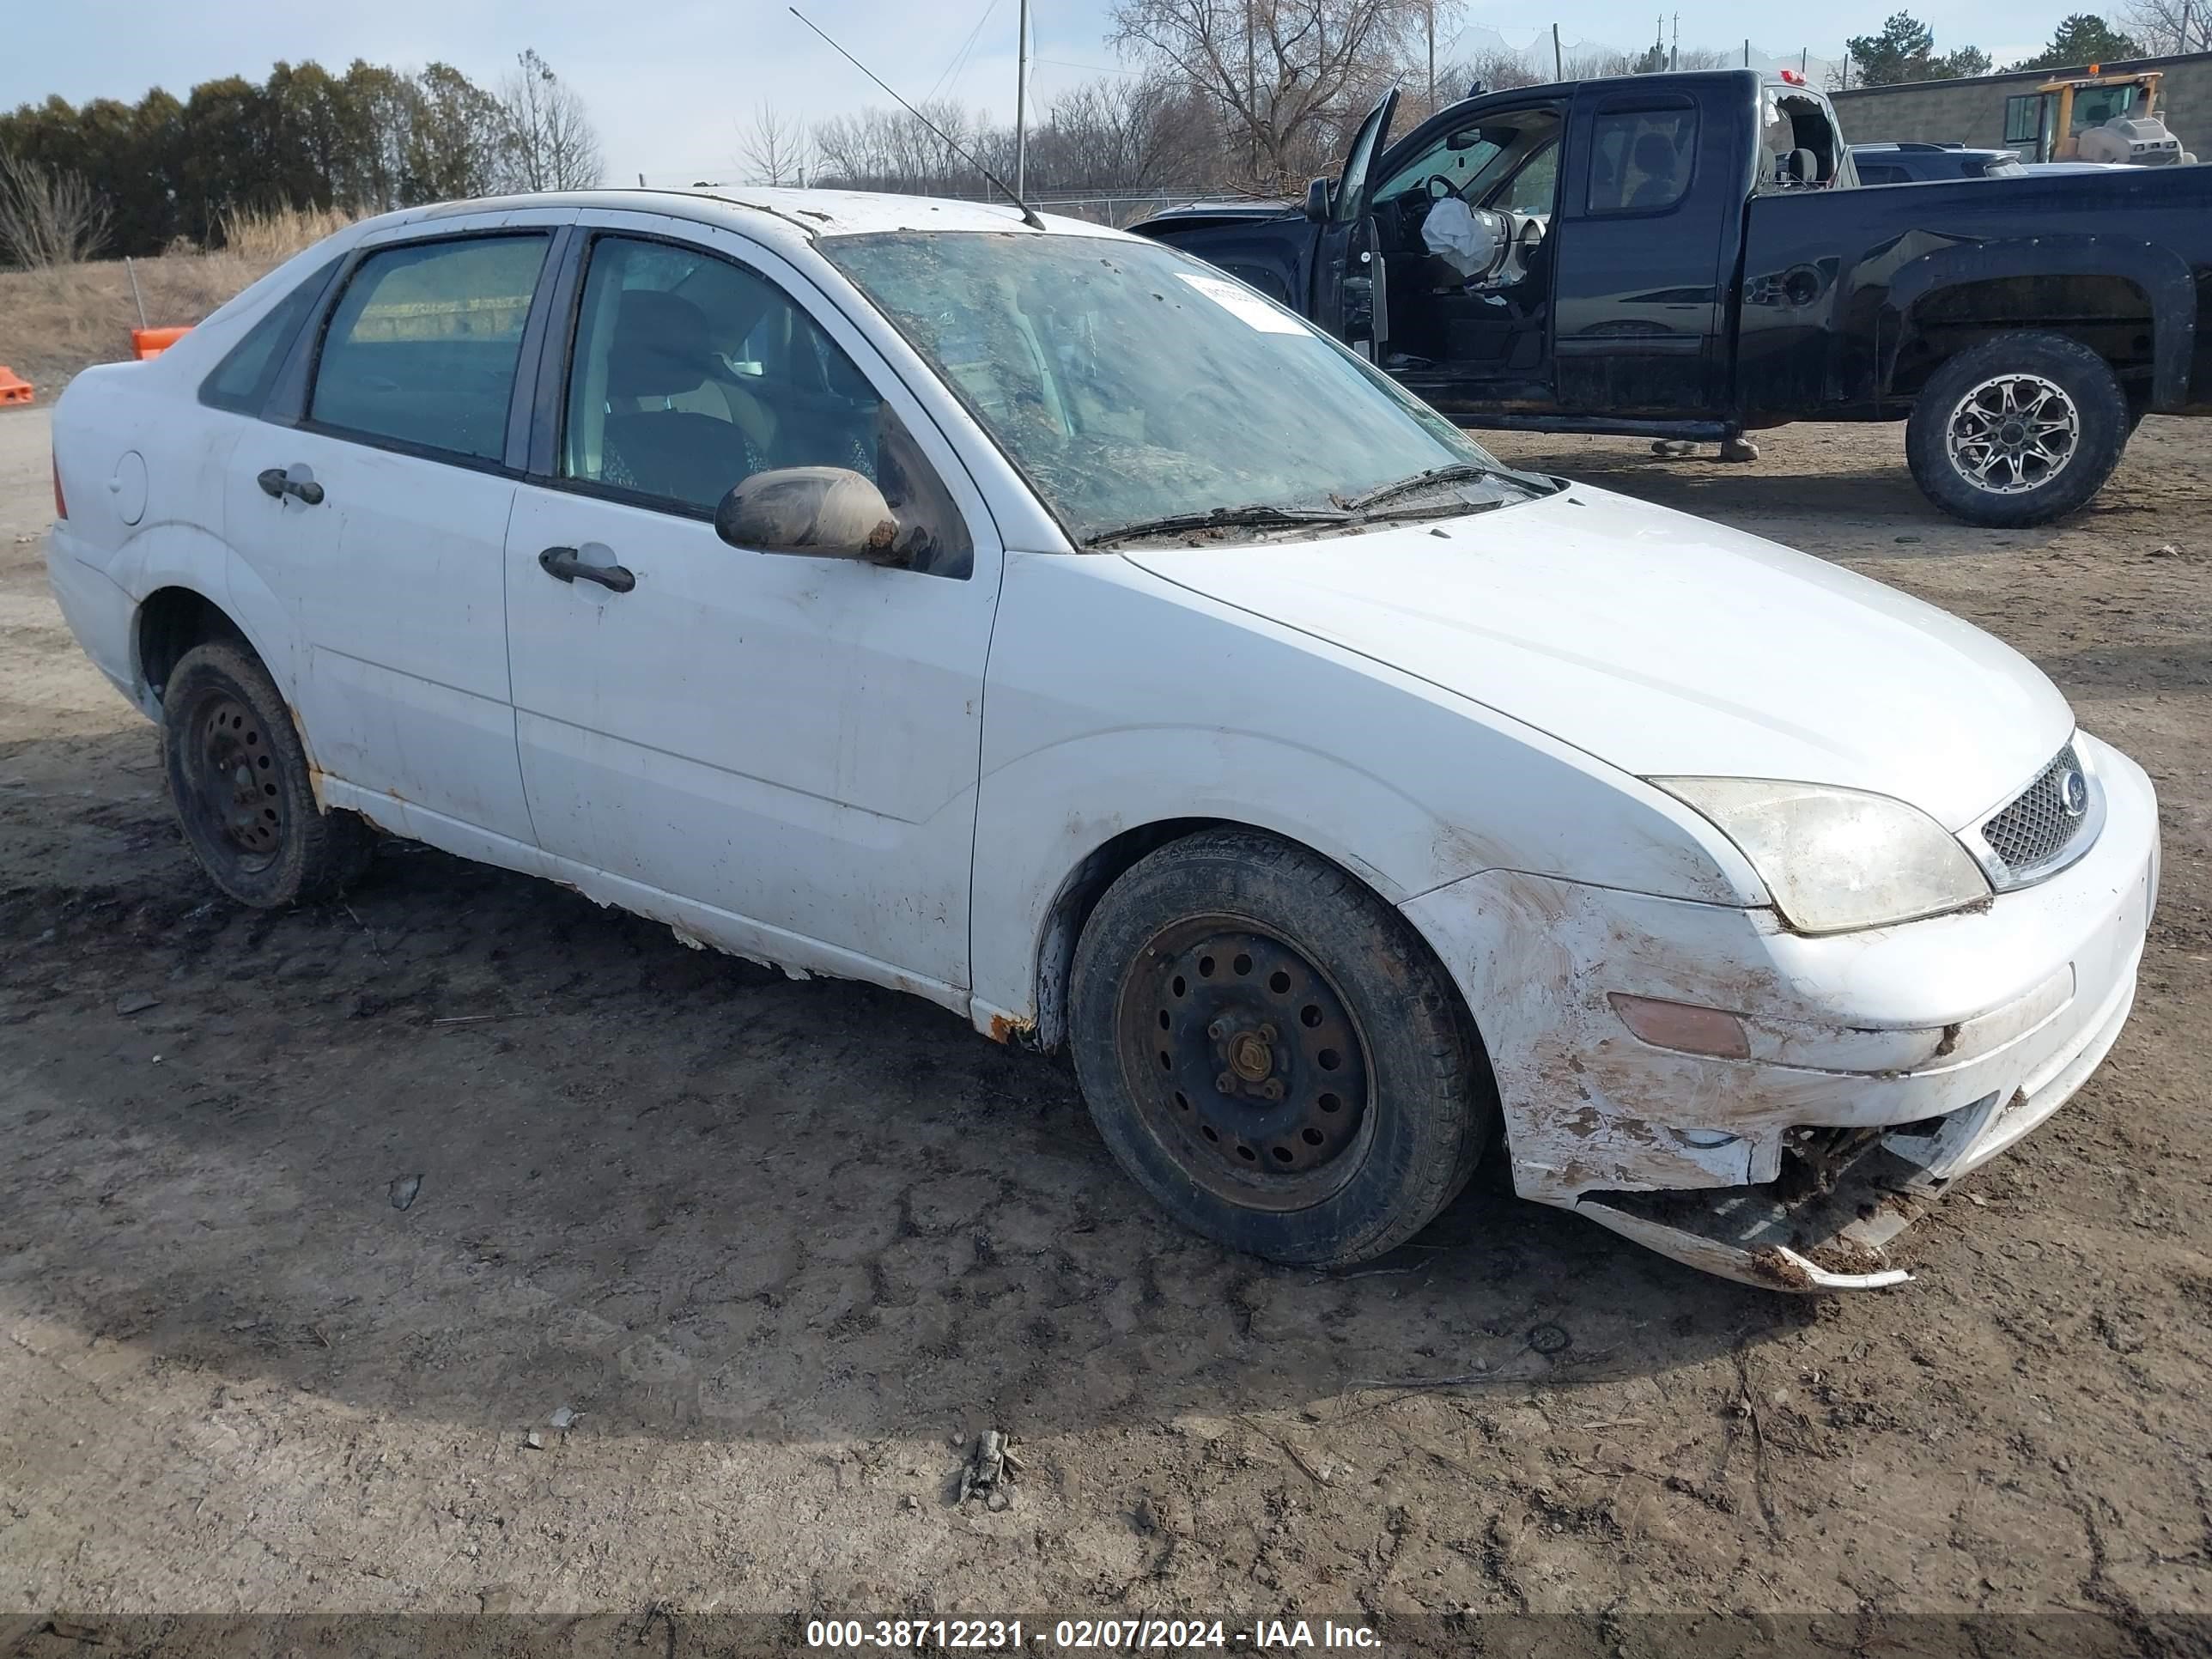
xmin=538 ymin=544 xmax=636 ymax=593
xmin=257 ymin=466 xmax=325 ymax=506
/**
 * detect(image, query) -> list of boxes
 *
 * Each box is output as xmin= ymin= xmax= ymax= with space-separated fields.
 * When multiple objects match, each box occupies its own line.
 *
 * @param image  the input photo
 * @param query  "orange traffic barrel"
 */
xmin=0 ymin=365 xmax=31 ymax=405
xmin=131 ymin=326 xmax=191 ymax=360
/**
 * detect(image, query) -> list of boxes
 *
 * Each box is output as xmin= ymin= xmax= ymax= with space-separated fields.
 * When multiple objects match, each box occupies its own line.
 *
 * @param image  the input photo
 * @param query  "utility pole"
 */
xmin=1015 ymin=0 xmax=1029 ymax=198
xmin=1246 ymin=0 xmax=1257 ymax=181
xmin=1426 ymin=0 xmax=1436 ymax=112
xmin=1670 ymin=13 xmax=1679 ymax=70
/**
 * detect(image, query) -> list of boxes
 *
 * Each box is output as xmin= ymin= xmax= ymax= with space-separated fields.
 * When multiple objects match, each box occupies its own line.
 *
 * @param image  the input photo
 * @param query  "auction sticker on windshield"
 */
xmin=1175 ymin=270 xmax=1308 ymax=333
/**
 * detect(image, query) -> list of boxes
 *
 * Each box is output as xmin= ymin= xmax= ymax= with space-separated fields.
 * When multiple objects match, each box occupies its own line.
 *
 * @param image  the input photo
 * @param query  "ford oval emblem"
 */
xmin=2058 ymin=768 xmax=2090 ymax=817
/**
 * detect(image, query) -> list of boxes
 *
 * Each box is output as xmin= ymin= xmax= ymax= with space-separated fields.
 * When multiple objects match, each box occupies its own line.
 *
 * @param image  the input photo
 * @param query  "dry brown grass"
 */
xmin=217 ymin=203 xmax=356 ymax=264
xmin=0 ymin=205 xmax=356 ymax=397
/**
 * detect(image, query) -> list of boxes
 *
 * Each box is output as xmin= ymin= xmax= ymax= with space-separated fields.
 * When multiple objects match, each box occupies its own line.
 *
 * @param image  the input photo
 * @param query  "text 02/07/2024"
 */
xmin=803 ymin=1618 xmax=1384 ymax=1650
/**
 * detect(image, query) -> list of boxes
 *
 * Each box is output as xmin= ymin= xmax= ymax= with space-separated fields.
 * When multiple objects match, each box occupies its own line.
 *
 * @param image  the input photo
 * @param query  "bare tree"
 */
xmin=811 ymin=100 xmax=988 ymax=194
xmin=499 ymin=49 xmax=605 ymax=191
xmin=1109 ymin=0 xmax=1444 ymax=188
xmin=2118 ymin=0 xmax=2208 ymax=52
xmin=738 ymin=101 xmax=807 ymax=186
xmin=0 ymin=149 xmax=111 ymax=269
xmin=1561 ymin=46 xmax=1638 ymax=79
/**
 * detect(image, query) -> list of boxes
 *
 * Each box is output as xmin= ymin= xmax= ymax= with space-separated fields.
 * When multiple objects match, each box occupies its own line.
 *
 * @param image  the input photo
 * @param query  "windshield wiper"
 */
xmin=1083 ymin=503 xmax=1352 ymax=546
xmin=1340 ymin=461 xmax=1518 ymax=514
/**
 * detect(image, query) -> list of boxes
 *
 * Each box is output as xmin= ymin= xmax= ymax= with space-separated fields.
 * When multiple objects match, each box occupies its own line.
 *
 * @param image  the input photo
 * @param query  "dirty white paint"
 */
xmin=41 ymin=186 xmax=2163 ymax=1288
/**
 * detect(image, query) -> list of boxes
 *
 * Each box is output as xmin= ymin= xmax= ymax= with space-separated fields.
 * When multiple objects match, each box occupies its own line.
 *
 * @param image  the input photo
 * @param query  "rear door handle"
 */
xmin=257 ymin=466 xmax=325 ymax=506
xmin=538 ymin=544 xmax=636 ymax=593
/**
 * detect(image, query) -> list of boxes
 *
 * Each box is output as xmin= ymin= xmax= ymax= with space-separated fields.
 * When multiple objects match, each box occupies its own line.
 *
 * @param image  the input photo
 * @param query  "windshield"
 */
xmin=821 ymin=231 xmax=1539 ymax=545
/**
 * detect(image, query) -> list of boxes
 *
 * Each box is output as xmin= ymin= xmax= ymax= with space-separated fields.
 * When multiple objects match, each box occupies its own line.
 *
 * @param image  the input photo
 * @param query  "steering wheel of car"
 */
xmin=1426 ymin=174 xmax=1461 ymax=202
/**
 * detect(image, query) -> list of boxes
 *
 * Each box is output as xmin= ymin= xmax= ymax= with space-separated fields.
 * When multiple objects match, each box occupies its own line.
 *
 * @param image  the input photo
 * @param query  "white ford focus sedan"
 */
xmin=46 ymin=190 xmax=2159 ymax=1289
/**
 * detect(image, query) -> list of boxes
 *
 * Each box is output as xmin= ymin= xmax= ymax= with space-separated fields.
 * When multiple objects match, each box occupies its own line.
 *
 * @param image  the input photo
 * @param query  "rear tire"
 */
xmin=161 ymin=641 xmax=374 ymax=908
xmin=1068 ymin=829 xmax=1496 ymax=1267
xmin=1905 ymin=331 xmax=2129 ymax=527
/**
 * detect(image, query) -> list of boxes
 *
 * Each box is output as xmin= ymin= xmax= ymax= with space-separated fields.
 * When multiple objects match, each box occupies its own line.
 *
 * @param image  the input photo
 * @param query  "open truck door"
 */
xmin=1313 ymin=91 xmax=1398 ymax=360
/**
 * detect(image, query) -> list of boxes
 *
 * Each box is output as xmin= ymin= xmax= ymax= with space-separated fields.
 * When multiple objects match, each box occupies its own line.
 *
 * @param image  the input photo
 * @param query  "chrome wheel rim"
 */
xmin=1944 ymin=373 xmax=2080 ymax=495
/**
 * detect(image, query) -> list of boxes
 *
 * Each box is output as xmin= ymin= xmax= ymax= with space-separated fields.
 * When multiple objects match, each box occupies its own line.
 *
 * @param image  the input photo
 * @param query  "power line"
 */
xmin=927 ymin=0 xmax=1003 ymax=106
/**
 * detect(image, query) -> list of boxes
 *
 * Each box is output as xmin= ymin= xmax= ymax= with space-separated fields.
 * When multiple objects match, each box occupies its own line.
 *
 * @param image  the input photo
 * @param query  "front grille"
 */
xmin=1980 ymin=743 xmax=2091 ymax=882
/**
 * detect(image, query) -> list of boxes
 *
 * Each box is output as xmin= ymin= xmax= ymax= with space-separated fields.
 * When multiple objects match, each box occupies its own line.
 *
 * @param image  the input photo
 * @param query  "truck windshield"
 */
xmin=822 ymin=231 xmax=1541 ymax=546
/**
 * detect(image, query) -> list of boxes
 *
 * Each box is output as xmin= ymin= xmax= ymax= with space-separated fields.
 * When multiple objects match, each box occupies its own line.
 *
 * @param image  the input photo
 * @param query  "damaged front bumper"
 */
xmin=1403 ymin=731 xmax=2160 ymax=1291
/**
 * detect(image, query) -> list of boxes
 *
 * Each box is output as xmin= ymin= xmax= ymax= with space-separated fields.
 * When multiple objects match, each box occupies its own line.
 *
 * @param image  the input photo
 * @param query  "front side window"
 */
xmin=559 ymin=234 xmax=970 ymax=574
xmin=310 ymin=234 xmax=549 ymax=461
xmin=2004 ymin=94 xmax=2044 ymax=145
xmin=1588 ymin=106 xmax=1698 ymax=214
xmin=1373 ymin=111 xmax=1562 ymax=213
xmin=1495 ymin=141 xmax=1561 ymax=214
xmin=823 ymin=232 xmax=1544 ymax=547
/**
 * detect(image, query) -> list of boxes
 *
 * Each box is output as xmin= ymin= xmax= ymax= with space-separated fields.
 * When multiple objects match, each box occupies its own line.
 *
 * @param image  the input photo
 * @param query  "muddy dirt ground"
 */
xmin=1 ymin=404 xmax=2207 ymax=1650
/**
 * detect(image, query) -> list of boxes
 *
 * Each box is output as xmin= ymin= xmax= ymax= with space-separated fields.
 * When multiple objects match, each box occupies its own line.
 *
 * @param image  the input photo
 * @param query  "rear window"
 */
xmin=309 ymin=234 xmax=550 ymax=463
xmin=200 ymin=260 xmax=339 ymax=415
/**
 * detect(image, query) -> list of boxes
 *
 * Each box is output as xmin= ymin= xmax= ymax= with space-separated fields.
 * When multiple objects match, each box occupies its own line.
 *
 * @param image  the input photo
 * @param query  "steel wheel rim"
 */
xmin=1115 ymin=915 xmax=1374 ymax=1212
xmin=184 ymin=691 xmax=285 ymax=870
xmin=1944 ymin=372 xmax=2080 ymax=495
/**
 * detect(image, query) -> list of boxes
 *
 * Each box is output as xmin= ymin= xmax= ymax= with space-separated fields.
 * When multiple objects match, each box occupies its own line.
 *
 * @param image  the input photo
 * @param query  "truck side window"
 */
xmin=1587 ymin=107 xmax=1698 ymax=215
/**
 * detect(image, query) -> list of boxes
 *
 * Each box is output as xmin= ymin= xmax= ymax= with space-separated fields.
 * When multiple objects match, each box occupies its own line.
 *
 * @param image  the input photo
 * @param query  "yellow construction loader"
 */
xmin=2005 ymin=68 xmax=2196 ymax=166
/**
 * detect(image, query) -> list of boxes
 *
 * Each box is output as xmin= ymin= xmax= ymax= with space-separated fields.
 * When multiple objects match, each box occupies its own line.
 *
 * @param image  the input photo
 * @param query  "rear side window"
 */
xmin=1587 ymin=105 xmax=1698 ymax=215
xmin=200 ymin=260 xmax=338 ymax=414
xmin=309 ymin=234 xmax=550 ymax=463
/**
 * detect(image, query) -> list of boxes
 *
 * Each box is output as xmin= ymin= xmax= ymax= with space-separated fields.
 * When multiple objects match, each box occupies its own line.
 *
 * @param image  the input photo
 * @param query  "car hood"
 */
xmin=1120 ymin=484 xmax=2073 ymax=831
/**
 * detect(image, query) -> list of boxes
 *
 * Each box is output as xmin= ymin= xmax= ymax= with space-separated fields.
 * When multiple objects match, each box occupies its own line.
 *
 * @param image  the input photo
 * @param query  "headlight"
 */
xmin=1653 ymin=777 xmax=1990 ymax=935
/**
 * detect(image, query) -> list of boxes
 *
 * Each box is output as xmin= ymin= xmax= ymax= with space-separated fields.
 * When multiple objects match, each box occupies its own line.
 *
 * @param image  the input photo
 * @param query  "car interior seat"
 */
xmin=1629 ymin=131 xmax=1681 ymax=208
xmin=599 ymin=289 xmax=772 ymax=508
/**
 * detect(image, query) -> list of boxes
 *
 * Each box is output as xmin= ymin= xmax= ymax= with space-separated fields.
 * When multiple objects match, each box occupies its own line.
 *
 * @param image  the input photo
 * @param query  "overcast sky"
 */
xmin=4 ymin=0 xmax=2061 ymax=185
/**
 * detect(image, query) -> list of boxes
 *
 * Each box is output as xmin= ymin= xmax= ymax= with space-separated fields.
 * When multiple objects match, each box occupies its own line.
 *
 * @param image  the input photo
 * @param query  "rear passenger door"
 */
xmin=1551 ymin=92 xmax=1735 ymax=417
xmin=226 ymin=210 xmax=571 ymax=855
xmin=501 ymin=218 xmax=1001 ymax=1000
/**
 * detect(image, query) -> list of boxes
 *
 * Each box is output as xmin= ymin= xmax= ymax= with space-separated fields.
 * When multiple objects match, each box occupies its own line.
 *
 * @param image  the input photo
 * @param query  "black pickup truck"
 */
xmin=1132 ymin=70 xmax=2212 ymax=526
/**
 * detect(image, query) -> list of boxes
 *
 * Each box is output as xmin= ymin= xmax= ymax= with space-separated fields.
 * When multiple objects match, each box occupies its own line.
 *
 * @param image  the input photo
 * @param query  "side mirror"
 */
xmin=714 ymin=466 xmax=902 ymax=564
xmin=1304 ymin=178 xmax=1333 ymax=222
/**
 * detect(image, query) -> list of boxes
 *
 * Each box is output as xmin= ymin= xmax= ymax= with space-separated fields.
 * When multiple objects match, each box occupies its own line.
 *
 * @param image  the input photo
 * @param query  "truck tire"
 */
xmin=161 ymin=641 xmax=375 ymax=908
xmin=1068 ymin=828 xmax=1496 ymax=1267
xmin=1906 ymin=332 xmax=2130 ymax=528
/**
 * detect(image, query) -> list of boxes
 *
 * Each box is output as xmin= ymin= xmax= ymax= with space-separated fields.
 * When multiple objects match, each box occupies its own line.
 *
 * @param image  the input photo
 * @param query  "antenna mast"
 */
xmin=789 ymin=6 xmax=1046 ymax=228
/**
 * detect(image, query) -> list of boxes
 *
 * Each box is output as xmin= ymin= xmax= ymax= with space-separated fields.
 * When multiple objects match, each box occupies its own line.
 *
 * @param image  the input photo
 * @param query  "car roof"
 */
xmin=353 ymin=186 xmax=1138 ymax=254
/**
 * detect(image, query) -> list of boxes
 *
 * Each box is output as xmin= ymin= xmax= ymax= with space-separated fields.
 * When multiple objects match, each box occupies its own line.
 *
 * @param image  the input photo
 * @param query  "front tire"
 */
xmin=1905 ymin=331 xmax=2129 ymax=527
xmin=161 ymin=641 xmax=374 ymax=908
xmin=1068 ymin=830 xmax=1495 ymax=1267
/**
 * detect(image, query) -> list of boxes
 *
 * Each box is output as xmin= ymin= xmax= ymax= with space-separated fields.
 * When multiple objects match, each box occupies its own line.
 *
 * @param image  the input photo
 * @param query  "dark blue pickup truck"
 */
xmin=1133 ymin=70 xmax=2212 ymax=526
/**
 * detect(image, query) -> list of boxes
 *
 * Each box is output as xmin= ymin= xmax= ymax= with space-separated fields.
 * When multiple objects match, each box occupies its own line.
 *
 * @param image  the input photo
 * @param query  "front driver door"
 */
xmin=1316 ymin=91 xmax=1399 ymax=360
xmin=501 ymin=219 xmax=1000 ymax=1003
